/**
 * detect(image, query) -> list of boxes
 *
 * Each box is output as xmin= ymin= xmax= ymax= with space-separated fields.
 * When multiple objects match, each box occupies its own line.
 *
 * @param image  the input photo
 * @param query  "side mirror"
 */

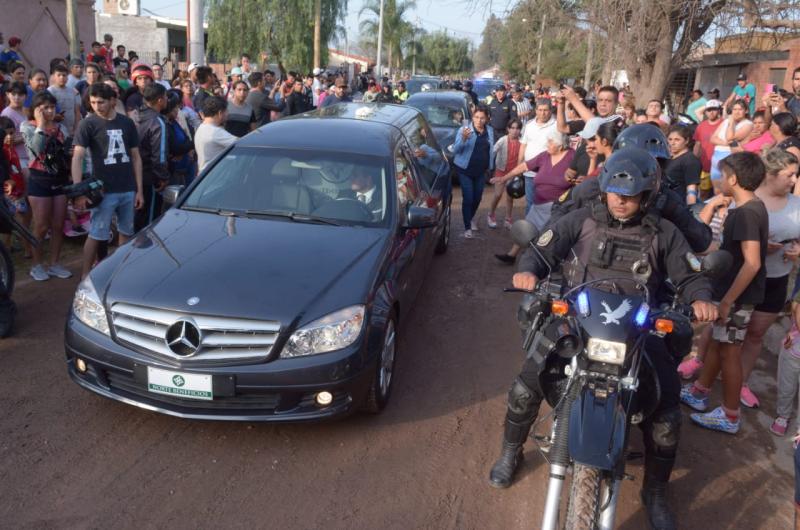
xmin=404 ymin=205 xmax=437 ymax=229
xmin=511 ymin=219 xmax=539 ymax=247
xmin=162 ymin=185 xmax=185 ymax=206
xmin=701 ymin=250 xmax=733 ymax=278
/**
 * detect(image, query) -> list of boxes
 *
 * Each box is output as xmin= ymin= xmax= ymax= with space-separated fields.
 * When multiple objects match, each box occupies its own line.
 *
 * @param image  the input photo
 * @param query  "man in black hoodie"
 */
xmin=131 ymin=83 xmax=169 ymax=231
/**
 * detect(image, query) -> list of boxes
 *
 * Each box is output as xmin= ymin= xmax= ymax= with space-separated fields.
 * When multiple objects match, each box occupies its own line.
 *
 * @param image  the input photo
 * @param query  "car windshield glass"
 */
xmin=411 ymin=103 xmax=465 ymax=128
xmin=406 ymin=79 xmax=436 ymax=94
xmin=473 ymin=82 xmax=494 ymax=101
xmin=183 ymin=147 xmax=390 ymax=226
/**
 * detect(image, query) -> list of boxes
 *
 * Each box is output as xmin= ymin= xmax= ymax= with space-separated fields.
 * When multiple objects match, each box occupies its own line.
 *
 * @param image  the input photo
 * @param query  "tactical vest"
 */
xmin=562 ymin=203 xmax=661 ymax=295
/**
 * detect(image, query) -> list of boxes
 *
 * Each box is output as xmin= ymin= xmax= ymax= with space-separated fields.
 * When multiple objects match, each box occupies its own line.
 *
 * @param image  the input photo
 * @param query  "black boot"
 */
xmin=640 ymin=455 xmax=677 ymax=530
xmin=488 ymin=418 xmax=531 ymax=488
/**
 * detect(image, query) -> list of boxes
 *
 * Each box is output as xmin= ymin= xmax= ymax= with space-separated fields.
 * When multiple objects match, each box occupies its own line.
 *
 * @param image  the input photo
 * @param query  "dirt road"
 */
xmin=0 ymin=193 xmax=794 ymax=529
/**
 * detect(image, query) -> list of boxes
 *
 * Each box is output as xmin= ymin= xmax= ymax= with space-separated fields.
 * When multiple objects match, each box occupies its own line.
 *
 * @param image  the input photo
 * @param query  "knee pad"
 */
xmin=507 ymin=377 xmax=540 ymax=419
xmin=644 ymin=407 xmax=682 ymax=457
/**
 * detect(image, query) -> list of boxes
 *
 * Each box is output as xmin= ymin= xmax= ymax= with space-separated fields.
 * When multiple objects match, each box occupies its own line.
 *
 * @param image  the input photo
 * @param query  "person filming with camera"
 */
xmin=71 ymin=83 xmax=143 ymax=279
xmin=21 ymin=92 xmax=73 ymax=281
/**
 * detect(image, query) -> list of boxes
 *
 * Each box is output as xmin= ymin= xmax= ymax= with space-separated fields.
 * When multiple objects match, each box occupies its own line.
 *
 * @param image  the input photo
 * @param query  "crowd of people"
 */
xmin=2 ymin=29 xmax=800 ymax=527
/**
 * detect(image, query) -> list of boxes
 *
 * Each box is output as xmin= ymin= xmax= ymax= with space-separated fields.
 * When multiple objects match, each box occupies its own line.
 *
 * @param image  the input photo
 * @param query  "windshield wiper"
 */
xmin=182 ymin=205 xmax=241 ymax=216
xmin=243 ymin=210 xmax=342 ymax=226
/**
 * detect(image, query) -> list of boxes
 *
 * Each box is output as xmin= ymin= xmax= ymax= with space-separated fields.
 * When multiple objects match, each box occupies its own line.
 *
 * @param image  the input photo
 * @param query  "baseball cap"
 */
xmin=8 ymin=36 xmax=21 ymax=47
xmin=68 ymin=58 xmax=84 ymax=68
xmin=578 ymin=116 xmax=619 ymax=139
xmin=736 ymin=73 xmax=747 ymax=81
xmin=130 ymin=63 xmax=154 ymax=81
xmin=230 ymin=66 xmax=243 ymax=75
xmin=187 ymin=62 xmax=199 ymax=73
xmin=496 ymin=84 xmax=507 ymax=91
xmin=705 ymin=99 xmax=723 ymax=110
xmin=313 ymin=67 xmax=322 ymax=76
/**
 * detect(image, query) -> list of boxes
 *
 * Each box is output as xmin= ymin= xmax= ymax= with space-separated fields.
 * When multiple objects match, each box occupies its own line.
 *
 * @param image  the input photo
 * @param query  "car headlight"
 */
xmin=282 ymin=305 xmax=365 ymax=358
xmin=72 ymin=277 xmax=110 ymax=335
xmin=586 ymin=338 xmax=626 ymax=365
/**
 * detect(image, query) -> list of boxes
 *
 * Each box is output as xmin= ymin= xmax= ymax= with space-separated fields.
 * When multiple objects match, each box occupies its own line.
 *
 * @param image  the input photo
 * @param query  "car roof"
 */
xmin=406 ymin=90 xmax=471 ymax=105
xmin=239 ymin=103 xmax=420 ymax=156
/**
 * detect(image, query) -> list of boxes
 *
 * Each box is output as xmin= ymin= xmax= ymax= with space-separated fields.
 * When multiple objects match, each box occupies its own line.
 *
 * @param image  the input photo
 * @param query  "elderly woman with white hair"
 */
xmin=491 ymin=128 xmax=575 ymax=263
xmin=491 ymin=127 xmax=574 ymax=228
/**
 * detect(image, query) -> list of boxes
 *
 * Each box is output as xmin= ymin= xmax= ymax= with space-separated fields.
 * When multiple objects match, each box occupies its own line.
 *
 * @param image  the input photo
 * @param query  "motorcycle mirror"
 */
xmin=701 ymin=250 xmax=733 ymax=278
xmin=511 ymin=220 xmax=539 ymax=247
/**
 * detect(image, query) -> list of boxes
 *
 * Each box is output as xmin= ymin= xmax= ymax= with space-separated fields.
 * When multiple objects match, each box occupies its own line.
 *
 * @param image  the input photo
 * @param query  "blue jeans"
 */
xmin=525 ymin=177 xmax=535 ymax=215
xmin=89 ymin=191 xmax=135 ymax=241
xmin=457 ymin=169 xmax=485 ymax=230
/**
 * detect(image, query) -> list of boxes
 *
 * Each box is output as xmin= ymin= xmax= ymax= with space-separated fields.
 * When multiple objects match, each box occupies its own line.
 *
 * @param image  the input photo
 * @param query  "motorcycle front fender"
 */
xmin=568 ymin=387 xmax=627 ymax=471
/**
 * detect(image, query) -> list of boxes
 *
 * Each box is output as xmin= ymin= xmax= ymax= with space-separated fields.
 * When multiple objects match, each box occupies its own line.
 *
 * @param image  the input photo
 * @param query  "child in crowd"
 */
xmin=0 ymin=117 xmax=32 ymax=258
xmin=681 ymin=151 xmax=768 ymax=434
xmin=773 ymin=298 xmax=800 ymax=436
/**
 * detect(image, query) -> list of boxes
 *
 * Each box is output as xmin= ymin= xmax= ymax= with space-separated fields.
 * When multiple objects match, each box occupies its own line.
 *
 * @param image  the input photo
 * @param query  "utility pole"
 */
xmin=313 ymin=0 xmax=322 ymax=70
xmin=535 ymin=12 xmax=546 ymax=77
xmin=583 ymin=0 xmax=595 ymax=90
xmin=66 ymin=0 xmax=79 ymax=61
xmin=376 ymin=0 xmax=385 ymax=77
xmin=188 ymin=0 xmax=205 ymax=65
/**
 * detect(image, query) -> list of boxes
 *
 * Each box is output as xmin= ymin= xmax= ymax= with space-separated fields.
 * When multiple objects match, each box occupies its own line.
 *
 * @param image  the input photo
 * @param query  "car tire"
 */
xmin=363 ymin=313 xmax=397 ymax=414
xmin=435 ymin=203 xmax=450 ymax=255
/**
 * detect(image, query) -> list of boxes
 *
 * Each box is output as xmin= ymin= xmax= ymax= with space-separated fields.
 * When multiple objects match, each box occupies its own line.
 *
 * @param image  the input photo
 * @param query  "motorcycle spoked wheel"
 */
xmin=0 ymin=242 xmax=15 ymax=297
xmin=564 ymin=463 xmax=602 ymax=529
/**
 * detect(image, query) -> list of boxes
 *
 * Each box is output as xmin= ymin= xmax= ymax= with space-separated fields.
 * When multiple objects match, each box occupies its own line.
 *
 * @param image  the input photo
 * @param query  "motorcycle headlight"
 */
xmin=282 ymin=305 xmax=365 ymax=358
xmin=72 ymin=277 xmax=110 ymax=335
xmin=586 ymin=338 xmax=626 ymax=365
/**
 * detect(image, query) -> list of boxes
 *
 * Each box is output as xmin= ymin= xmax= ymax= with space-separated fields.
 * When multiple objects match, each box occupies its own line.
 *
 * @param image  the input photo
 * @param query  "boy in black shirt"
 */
xmin=681 ymin=151 xmax=768 ymax=434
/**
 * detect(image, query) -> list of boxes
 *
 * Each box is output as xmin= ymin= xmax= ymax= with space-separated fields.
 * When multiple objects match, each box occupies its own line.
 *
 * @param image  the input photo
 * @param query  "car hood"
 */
xmin=100 ymin=209 xmax=387 ymax=325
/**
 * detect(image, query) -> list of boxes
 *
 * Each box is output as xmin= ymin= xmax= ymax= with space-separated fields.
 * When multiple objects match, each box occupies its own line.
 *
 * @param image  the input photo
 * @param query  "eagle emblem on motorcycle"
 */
xmin=599 ymin=299 xmax=632 ymax=325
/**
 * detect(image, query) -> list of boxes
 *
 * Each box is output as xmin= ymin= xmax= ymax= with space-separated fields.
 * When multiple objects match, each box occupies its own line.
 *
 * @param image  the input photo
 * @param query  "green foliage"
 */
xmin=359 ymin=0 xmax=417 ymax=71
xmin=207 ymin=0 xmax=346 ymax=71
xmin=474 ymin=14 xmax=503 ymax=71
xmin=416 ymin=31 xmax=473 ymax=75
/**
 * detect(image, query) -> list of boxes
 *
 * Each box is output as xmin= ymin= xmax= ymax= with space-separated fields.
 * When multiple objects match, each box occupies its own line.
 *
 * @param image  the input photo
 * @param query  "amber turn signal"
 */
xmin=655 ymin=319 xmax=674 ymax=333
xmin=551 ymin=300 xmax=569 ymax=316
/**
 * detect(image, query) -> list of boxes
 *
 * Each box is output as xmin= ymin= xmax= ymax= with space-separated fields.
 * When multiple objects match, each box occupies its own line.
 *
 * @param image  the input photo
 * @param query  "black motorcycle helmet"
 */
xmin=505 ymin=176 xmax=525 ymax=199
xmin=598 ymin=147 xmax=660 ymax=207
xmin=612 ymin=123 xmax=670 ymax=161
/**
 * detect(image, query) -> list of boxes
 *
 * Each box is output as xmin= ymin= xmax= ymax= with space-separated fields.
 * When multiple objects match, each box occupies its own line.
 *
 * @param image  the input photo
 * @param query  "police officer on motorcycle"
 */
xmin=551 ymin=124 xmax=713 ymax=254
xmin=489 ymin=147 xmax=718 ymax=530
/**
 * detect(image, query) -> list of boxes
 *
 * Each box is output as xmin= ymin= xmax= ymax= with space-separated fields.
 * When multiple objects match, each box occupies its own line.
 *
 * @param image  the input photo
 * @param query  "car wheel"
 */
xmin=435 ymin=203 xmax=450 ymax=255
xmin=363 ymin=315 xmax=397 ymax=413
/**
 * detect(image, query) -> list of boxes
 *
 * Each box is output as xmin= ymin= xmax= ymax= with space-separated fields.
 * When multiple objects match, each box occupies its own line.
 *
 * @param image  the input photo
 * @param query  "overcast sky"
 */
xmin=116 ymin=0 xmax=511 ymax=46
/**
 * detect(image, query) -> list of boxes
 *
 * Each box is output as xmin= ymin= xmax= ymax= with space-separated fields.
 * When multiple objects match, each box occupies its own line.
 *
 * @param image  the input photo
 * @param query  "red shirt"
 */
xmin=693 ymin=119 xmax=720 ymax=173
xmin=495 ymin=138 xmax=521 ymax=177
xmin=2 ymin=144 xmax=24 ymax=198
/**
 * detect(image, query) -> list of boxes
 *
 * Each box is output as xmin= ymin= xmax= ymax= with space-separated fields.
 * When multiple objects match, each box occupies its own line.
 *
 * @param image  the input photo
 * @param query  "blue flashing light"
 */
xmin=577 ymin=291 xmax=590 ymax=316
xmin=635 ymin=303 xmax=650 ymax=327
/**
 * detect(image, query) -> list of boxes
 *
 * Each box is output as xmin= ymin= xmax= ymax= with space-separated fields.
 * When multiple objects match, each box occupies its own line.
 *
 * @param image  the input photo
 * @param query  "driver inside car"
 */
xmin=489 ymin=146 xmax=717 ymax=530
xmin=345 ymin=171 xmax=382 ymax=219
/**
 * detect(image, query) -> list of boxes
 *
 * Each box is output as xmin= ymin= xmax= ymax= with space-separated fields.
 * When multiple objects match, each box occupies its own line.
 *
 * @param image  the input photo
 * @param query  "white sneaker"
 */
xmin=30 ymin=264 xmax=50 ymax=281
xmin=487 ymin=214 xmax=497 ymax=229
xmin=464 ymin=229 xmax=474 ymax=239
xmin=470 ymin=220 xmax=479 ymax=231
xmin=47 ymin=263 xmax=73 ymax=279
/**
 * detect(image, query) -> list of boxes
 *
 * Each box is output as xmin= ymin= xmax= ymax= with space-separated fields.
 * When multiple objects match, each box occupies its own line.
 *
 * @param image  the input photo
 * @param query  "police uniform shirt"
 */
xmin=489 ymin=96 xmax=517 ymax=132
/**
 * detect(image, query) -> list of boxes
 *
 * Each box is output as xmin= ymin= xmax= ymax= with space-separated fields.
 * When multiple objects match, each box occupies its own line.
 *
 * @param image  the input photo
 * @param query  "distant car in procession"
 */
xmin=404 ymin=90 xmax=475 ymax=182
xmin=65 ymin=102 xmax=452 ymax=422
xmin=405 ymin=76 xmax=444 ymax=95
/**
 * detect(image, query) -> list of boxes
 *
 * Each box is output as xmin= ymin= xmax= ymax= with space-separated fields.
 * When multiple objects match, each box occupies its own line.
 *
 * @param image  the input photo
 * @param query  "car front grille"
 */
xmin=110 ymin=302 xmax=281 ymax=364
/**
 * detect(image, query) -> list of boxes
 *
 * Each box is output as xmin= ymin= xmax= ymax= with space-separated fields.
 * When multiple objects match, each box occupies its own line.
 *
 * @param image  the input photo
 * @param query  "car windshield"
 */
xmin=409 ymin=102 xmax=466 ymax=128
xmin=473 ymin=82 xmax=494 ymax=101
xmin=183 ymin=147 xmax=390 ymax=226
xmin=406 ymin=79 xmax=437 ymax=94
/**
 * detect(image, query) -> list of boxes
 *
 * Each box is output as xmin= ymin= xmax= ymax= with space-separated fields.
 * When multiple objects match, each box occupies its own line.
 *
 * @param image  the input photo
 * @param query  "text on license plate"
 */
xmin=147 ymin=366 xmax=213 ymax=400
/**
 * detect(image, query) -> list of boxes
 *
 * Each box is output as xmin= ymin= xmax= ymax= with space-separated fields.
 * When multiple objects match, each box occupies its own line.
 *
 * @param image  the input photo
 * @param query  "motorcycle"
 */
xmin=507 ymin=220 xmax=730 ymax=530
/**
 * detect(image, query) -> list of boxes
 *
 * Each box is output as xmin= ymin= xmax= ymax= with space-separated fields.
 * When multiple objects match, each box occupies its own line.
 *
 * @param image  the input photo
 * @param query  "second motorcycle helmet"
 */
xmin=612 ymin=123 xmax=670 ymax=161
xmin=598 ymin=146 xmax=661 ymax=208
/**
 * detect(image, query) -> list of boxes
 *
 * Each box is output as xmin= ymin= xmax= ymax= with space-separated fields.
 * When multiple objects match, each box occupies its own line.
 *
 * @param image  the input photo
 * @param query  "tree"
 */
xmin=207 ymin=0 xmax=347 ymax=73
xmin=474 ymin=14 xmax=504 ymax=71
xmin=359 ymin=0 xmax=417 ymax=74
xmin=417 ymin=31 xmax=474 ymax=75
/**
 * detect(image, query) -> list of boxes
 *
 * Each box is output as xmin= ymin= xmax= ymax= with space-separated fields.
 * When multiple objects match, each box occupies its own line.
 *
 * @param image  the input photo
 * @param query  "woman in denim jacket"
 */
xmin=453 ymin=107 xmax=494 ymax=238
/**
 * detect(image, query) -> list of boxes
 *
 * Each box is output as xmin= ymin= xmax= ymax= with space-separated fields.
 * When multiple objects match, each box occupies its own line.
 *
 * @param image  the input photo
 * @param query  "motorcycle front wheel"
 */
xmin=565 ymin=463 xmax=601 ymax=529
xmin=0 ymin=242 xmax=14 ymax=297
